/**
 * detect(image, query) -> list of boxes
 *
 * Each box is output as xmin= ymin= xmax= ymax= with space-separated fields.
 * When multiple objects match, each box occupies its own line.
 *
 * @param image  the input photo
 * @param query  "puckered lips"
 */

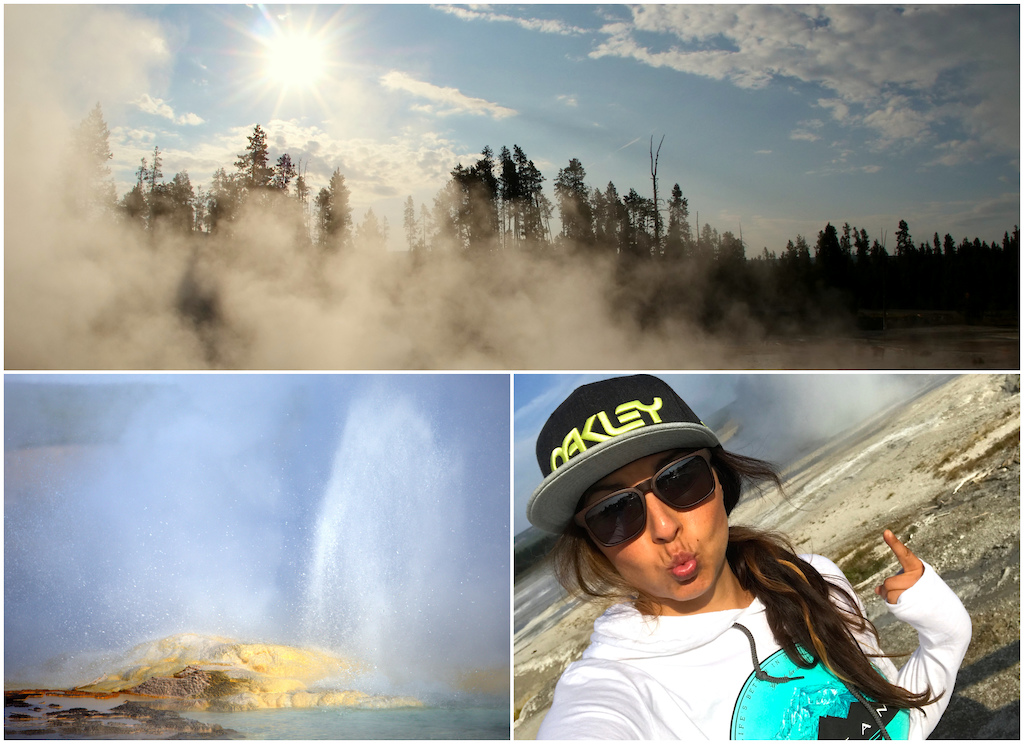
xmin=668 ymin=551 xmax=698 ymax=582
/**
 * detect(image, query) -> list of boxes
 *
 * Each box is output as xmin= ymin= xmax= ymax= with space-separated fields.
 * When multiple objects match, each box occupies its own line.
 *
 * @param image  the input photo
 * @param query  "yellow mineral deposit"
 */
xmin=76 ymin=633 xmax=422 ymax=710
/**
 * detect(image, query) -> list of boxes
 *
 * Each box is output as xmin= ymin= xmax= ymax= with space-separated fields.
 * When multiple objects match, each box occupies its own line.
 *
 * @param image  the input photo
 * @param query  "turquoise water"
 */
xmin=184 ymin=704 xmax=509 ymax=739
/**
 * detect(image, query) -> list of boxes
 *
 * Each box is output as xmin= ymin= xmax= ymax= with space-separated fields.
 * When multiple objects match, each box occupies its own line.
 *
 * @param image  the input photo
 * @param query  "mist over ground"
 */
xmin=2 ymin=4 xmax=733 ymax=370
xmin=4 ymin=182 xmax=852 ymax=371
xmin=7 ymin=6 xmax=1016 ymax=371
xmin=14 ymin=192 xmax=1013 ymax=370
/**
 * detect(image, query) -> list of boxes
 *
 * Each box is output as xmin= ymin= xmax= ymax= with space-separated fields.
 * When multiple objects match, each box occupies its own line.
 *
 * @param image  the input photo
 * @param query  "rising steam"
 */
xmin=4 ymin=376 xmax=509 ymax=700
xmin=0 ymin=8 xmax=836 ymax=371
xmin=7 ymin=6 xmax=1008 ymax=371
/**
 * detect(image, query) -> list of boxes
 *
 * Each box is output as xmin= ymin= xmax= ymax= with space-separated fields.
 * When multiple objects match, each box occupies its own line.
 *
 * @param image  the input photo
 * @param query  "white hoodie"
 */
xmin=537 ymin=555 xmax=971 ymax=740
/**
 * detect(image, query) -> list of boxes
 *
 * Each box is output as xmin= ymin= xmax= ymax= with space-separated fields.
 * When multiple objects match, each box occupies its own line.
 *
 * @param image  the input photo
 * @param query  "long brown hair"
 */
xmin=550 ymin=446 xmax=937 ymax=711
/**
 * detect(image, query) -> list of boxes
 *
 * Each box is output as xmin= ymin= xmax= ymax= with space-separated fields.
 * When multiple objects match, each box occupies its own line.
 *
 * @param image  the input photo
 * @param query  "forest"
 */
xmin=77 ymin=104 xmax=1019 ymax=335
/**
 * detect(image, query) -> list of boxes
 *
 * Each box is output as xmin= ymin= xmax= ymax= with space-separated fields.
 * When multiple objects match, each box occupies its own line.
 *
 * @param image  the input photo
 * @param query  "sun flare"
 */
xmin=264 ymin=30 xmax=327 ymax=91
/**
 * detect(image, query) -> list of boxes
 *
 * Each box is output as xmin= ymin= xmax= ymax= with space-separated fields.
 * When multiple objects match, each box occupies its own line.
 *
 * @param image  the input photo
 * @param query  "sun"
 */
xmin=264 ymin=29 xmax=327 ymax=91
xmin=226 ymin=6 xmax=353 ymax=117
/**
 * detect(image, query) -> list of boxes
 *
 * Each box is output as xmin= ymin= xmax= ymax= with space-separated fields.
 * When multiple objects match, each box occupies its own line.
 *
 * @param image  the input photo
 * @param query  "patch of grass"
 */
xmin=839 ymin=544 xmax=891 ymax=586
xmin=945 ymin=427 xmax=1021 ymax=483
xmin=934 ymin=449 xmax=957 ymax=471
xmin=834 ymin=516 xmax=920 ymax=586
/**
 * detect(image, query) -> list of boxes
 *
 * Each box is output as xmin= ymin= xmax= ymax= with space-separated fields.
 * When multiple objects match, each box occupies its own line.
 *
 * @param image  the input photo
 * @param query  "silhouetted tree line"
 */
xmin=76 ymin=106 xmax=1017 ymax=327
xmin=404 ymin=143 xmax=1018 ymax=326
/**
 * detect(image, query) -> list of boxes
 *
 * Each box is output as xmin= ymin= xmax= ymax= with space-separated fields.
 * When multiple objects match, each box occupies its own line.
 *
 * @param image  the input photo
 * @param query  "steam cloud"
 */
xmin=5 ymin=5 xmax=873 ymax=371
xmin=4 ymin=375 xmax=510 ymax=698
xmin=6 ymin=189 xmax=790 ymax=370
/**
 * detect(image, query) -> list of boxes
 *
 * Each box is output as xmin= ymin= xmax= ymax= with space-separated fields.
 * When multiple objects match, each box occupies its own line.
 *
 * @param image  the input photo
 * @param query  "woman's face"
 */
xmin=582 ymin=449 xmax=749 ymax=616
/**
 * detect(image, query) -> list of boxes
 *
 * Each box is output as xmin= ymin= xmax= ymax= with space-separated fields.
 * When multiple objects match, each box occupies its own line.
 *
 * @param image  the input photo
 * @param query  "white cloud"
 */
xmin=558 ymin=94 xmax=579 ymax=107
xmin=380 ymin=70 xmax=517 ymax=119
xmin=137 ymin=93 xmax=175 ymax=119
xmin=136 ymin=94 xmax=205 ymax=126
xmin=817 ymin=98 xmax=850 ymax=122
xmin=790 ymin=130 xmax=820 ymax=143
xmin=435 ymin=5 xmax=586 ymax=35
xmin=176 ymin=112 xmax=206 ymax=126
xmin=589 ymin=5 xmax=1018 ymax=159
xmin=928 ymin=140 xmax=985 ymax=168
xmin=862 ymin=97 xmax=931 ymax=149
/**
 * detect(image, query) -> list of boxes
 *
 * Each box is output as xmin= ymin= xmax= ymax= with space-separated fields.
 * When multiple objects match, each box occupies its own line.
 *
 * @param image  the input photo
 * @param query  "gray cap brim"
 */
xmin=526 ymin=421 xmax=720 ymax=534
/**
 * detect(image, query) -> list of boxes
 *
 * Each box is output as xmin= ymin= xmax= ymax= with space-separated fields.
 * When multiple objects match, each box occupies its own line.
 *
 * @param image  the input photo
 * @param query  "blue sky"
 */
xmin=8 ymin=4 xmax=1019 ymax=253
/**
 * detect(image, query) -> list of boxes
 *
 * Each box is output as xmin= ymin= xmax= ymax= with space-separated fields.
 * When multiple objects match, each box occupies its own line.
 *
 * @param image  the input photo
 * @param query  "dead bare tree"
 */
xmin=650 ymin=134 xmax=664 ymax=256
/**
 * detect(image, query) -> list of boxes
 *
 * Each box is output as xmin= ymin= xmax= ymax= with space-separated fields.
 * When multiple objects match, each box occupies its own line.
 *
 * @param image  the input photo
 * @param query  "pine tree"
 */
xmin=516 ymin=148 xmax=548 ymax=246
xmin=147 ymin=146 xmax=163 ymax=193
xmin=315 ymin=169 xmax=353 ymax=249
xmin=664 ymin=183 xmax=689 ymax=259
xmin=355 ymin=208 xmax=388 ymax=252
xmin=149 ymin=171 xmax=195 ymax=233
xmin=293 ymin=161 xmax=311 ymax=241
xmin=207 ymin=167 xmax=242 ymax=231
xmin=271 ymin=153 xmax=297 ymax=191
xmin=72 ymin=102 xmax=116 ymax=215
xmin=119 ymin=156 xmax=150 ymax=226
xmin=419 ymin=203 xmax=432 ymax=252
xmin=314 ymin=187 xmax=332 ymax=247
xmin=118 ymin=184 xmax=147 ymax=227
xmin=235 ymin=124 xmax=273 ymax=191
xmin=553 ymin=158 xmax=593 ymax=245
xmin=895 ymin=219 xmax=912 ymax=257
xmin=815 ymin=222 xmax=846 ymax=288
xmin=438 ymin=148 xmax=500 ymax=252
xmin=193 ymin=185 xmax=208 ymax=232
xmin=403 ymin=196 xmax=419 ymax=251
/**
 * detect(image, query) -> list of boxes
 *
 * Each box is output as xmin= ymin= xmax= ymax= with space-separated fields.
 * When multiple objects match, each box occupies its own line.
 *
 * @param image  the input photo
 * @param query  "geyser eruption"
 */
xmin=5 ymin=375 xmax=510 ymax=707
xmin=303 ymin=386 xmax=473 ymax=696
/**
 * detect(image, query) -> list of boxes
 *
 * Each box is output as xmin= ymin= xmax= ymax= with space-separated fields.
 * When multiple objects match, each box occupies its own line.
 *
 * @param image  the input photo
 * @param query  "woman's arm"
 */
xmin=809 ymin=533 xmax=972 ymax=740
xmin=537 ymin=662 xmax=650 ymax=739
xmin=871 ymin=529 xmax=972 ymax=738
xmin=881 ymin=560 xmax=972 ymax=738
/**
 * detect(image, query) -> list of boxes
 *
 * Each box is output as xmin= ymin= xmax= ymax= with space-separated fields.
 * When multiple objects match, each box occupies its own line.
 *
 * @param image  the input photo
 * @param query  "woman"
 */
xmin=526 ymin=374 xmax=971 ymax=740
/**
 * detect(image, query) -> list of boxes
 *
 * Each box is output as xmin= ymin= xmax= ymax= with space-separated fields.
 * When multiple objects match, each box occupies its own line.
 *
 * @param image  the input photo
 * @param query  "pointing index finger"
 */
xmin=883 ymin=529 xmax=923 ymax=572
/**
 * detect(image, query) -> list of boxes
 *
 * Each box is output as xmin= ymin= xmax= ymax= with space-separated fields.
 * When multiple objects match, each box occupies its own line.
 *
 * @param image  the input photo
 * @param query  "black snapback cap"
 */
xmin=527 ymin=375 xmax=720 ymax=534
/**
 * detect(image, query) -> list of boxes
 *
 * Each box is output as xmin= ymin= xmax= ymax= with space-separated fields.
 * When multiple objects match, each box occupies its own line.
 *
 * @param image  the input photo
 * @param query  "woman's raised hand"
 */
xmin=874 ymin=529 xmax=925 ymax=604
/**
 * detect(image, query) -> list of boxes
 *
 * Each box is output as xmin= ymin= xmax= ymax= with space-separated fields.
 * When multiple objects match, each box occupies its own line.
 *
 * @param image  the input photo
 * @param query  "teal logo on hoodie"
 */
xmin=731 ymin=647 xmax=910 ymax=740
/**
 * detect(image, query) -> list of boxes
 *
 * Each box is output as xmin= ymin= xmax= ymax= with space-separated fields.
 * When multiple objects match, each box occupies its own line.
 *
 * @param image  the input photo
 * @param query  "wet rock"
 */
xmin=4 ymin=692 xmax=32 ymax=708
xmin=129 ymin=665 xmax=212 ymax=698
xmin=5 ymin=699 xmax=244 ymax=739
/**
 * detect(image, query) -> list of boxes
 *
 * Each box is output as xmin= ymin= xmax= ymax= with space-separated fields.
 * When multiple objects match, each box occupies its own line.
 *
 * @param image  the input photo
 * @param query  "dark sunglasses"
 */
xmin=574 ymin=449 xmax=716 ymax=547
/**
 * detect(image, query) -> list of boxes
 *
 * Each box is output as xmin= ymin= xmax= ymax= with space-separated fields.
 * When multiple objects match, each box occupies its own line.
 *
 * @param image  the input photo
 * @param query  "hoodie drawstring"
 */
xmin=845 ymin=683 xmax=893 ymax=740
xmin=730 ymin=623 xmax=892 ymax=740
xmin=732 ymin=623 xmax=805 ymax=684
